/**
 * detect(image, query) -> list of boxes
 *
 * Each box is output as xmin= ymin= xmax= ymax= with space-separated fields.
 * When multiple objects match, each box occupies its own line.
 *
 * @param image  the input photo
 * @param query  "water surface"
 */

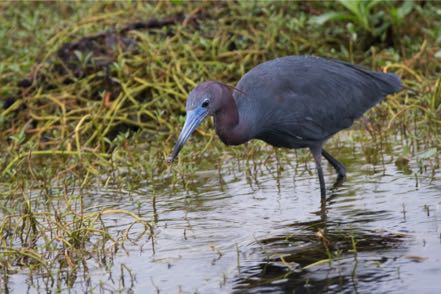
xmin=2 ymin=139 xmax=441 ymax=293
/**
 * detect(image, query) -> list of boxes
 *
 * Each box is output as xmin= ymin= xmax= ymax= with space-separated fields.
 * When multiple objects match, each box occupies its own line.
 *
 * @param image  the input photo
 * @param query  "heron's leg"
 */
xmin=310 ymin=146 xmax=326 ymax=199
xmin=322 ymin=149 xmax=346 ymax=179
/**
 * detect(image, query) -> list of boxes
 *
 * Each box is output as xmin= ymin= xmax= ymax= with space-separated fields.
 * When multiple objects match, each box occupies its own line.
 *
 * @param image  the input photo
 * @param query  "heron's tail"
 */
xmin=379 ymin=72 xmax=402 ymax=93
xmin=379 ymin=73 xmax=421 ymax=95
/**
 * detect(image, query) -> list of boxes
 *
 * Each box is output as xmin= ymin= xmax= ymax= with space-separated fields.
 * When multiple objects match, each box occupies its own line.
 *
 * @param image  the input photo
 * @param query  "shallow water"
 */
xmin=2 ymin=138 xmax=441 ymax=293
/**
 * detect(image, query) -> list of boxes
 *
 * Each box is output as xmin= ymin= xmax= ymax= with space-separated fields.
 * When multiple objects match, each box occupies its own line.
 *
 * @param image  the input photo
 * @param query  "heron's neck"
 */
xmin=214 ymin=91 xmax=249 ymax=146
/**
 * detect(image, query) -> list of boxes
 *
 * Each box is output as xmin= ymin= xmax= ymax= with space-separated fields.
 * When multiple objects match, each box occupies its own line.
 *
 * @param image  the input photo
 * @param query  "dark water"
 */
xmin=3 ymin=138 xmax=441 ymax=293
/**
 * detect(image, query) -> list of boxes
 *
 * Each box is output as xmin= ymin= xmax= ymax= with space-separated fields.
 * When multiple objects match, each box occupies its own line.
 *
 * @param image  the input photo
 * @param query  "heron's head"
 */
xmin=168 ymin=81 xmax=226 ymax=162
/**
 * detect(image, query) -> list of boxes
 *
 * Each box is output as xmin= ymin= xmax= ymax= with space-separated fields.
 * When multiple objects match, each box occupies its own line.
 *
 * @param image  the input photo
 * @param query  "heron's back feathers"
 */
xmin=234 ymin=56 xmax=402 ymax=147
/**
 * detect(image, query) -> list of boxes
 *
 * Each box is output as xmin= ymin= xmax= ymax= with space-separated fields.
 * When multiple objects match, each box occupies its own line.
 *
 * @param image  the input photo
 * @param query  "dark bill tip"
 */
xmin=168 ymin=107 xmax=208 ymax=163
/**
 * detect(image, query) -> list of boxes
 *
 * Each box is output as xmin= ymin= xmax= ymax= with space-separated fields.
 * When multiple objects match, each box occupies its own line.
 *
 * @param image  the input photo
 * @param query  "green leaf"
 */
xmin=337 ymin=0 xmax=372 ymax=31
xmin=309 ymin=11 xmax=353 ymax=26
xmin=416 ymin=148 xmax=438 ymax=160
xmin=337 ymin=0 xmax=361 ymax=16
xmin=397 ymin=0 xmax=414 ymax=19
xmin=366 ymin=0 xmax=384 ymax=11
xmin=402 ymin=145 xmax=411 ymax=157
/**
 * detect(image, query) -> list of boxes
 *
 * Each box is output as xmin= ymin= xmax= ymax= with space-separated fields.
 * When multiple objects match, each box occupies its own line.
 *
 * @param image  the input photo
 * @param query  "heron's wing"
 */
xmin=272 ymin=57 xmax=400 ymax=139
xmin=236 ymin=56 xmax=401 ymax=143
xmin=259 ymin=108 xmax=353 ymax=145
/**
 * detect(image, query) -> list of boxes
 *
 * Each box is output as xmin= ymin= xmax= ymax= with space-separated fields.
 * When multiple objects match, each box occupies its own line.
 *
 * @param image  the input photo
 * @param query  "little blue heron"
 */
xmin=169 ymin=56 xmax=402 ymax=198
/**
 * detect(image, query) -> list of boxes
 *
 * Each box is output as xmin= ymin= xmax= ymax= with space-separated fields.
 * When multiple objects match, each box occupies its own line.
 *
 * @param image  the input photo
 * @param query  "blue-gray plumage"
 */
xmin=169 ymin=56 xmax=402 ymax=198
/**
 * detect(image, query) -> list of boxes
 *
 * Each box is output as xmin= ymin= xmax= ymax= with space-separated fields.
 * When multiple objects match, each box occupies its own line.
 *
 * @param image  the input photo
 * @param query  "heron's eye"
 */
xmin=201 ymin=99 xmax=209 ymax=108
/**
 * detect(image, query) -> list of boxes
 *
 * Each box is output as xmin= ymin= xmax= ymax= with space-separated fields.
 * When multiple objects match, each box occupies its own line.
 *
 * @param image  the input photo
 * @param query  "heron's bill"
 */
xmin=168 ymin=107 xmax=208 ymax=163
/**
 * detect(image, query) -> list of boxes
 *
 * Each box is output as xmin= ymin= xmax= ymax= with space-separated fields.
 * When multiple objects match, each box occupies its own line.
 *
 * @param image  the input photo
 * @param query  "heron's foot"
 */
xmin=336 ymin=167 xmax=346 ymax=179
xmin=333 ymin=174 xmax=346 ymax=189
xmin=321 ymin=149 xmax=346 ymax=178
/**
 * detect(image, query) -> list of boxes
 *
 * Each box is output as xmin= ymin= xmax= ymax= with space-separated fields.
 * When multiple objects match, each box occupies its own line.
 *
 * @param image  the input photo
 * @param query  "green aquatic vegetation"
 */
xmin=310 ymin=0 xmax=414 ymax=46
xmin=0 ymin=182 xmax=152 ymax=285
xmin=0 ymin=1 xmax=440 ymax=289
xmin=0 ymin=1 xmax=439 ymax=180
